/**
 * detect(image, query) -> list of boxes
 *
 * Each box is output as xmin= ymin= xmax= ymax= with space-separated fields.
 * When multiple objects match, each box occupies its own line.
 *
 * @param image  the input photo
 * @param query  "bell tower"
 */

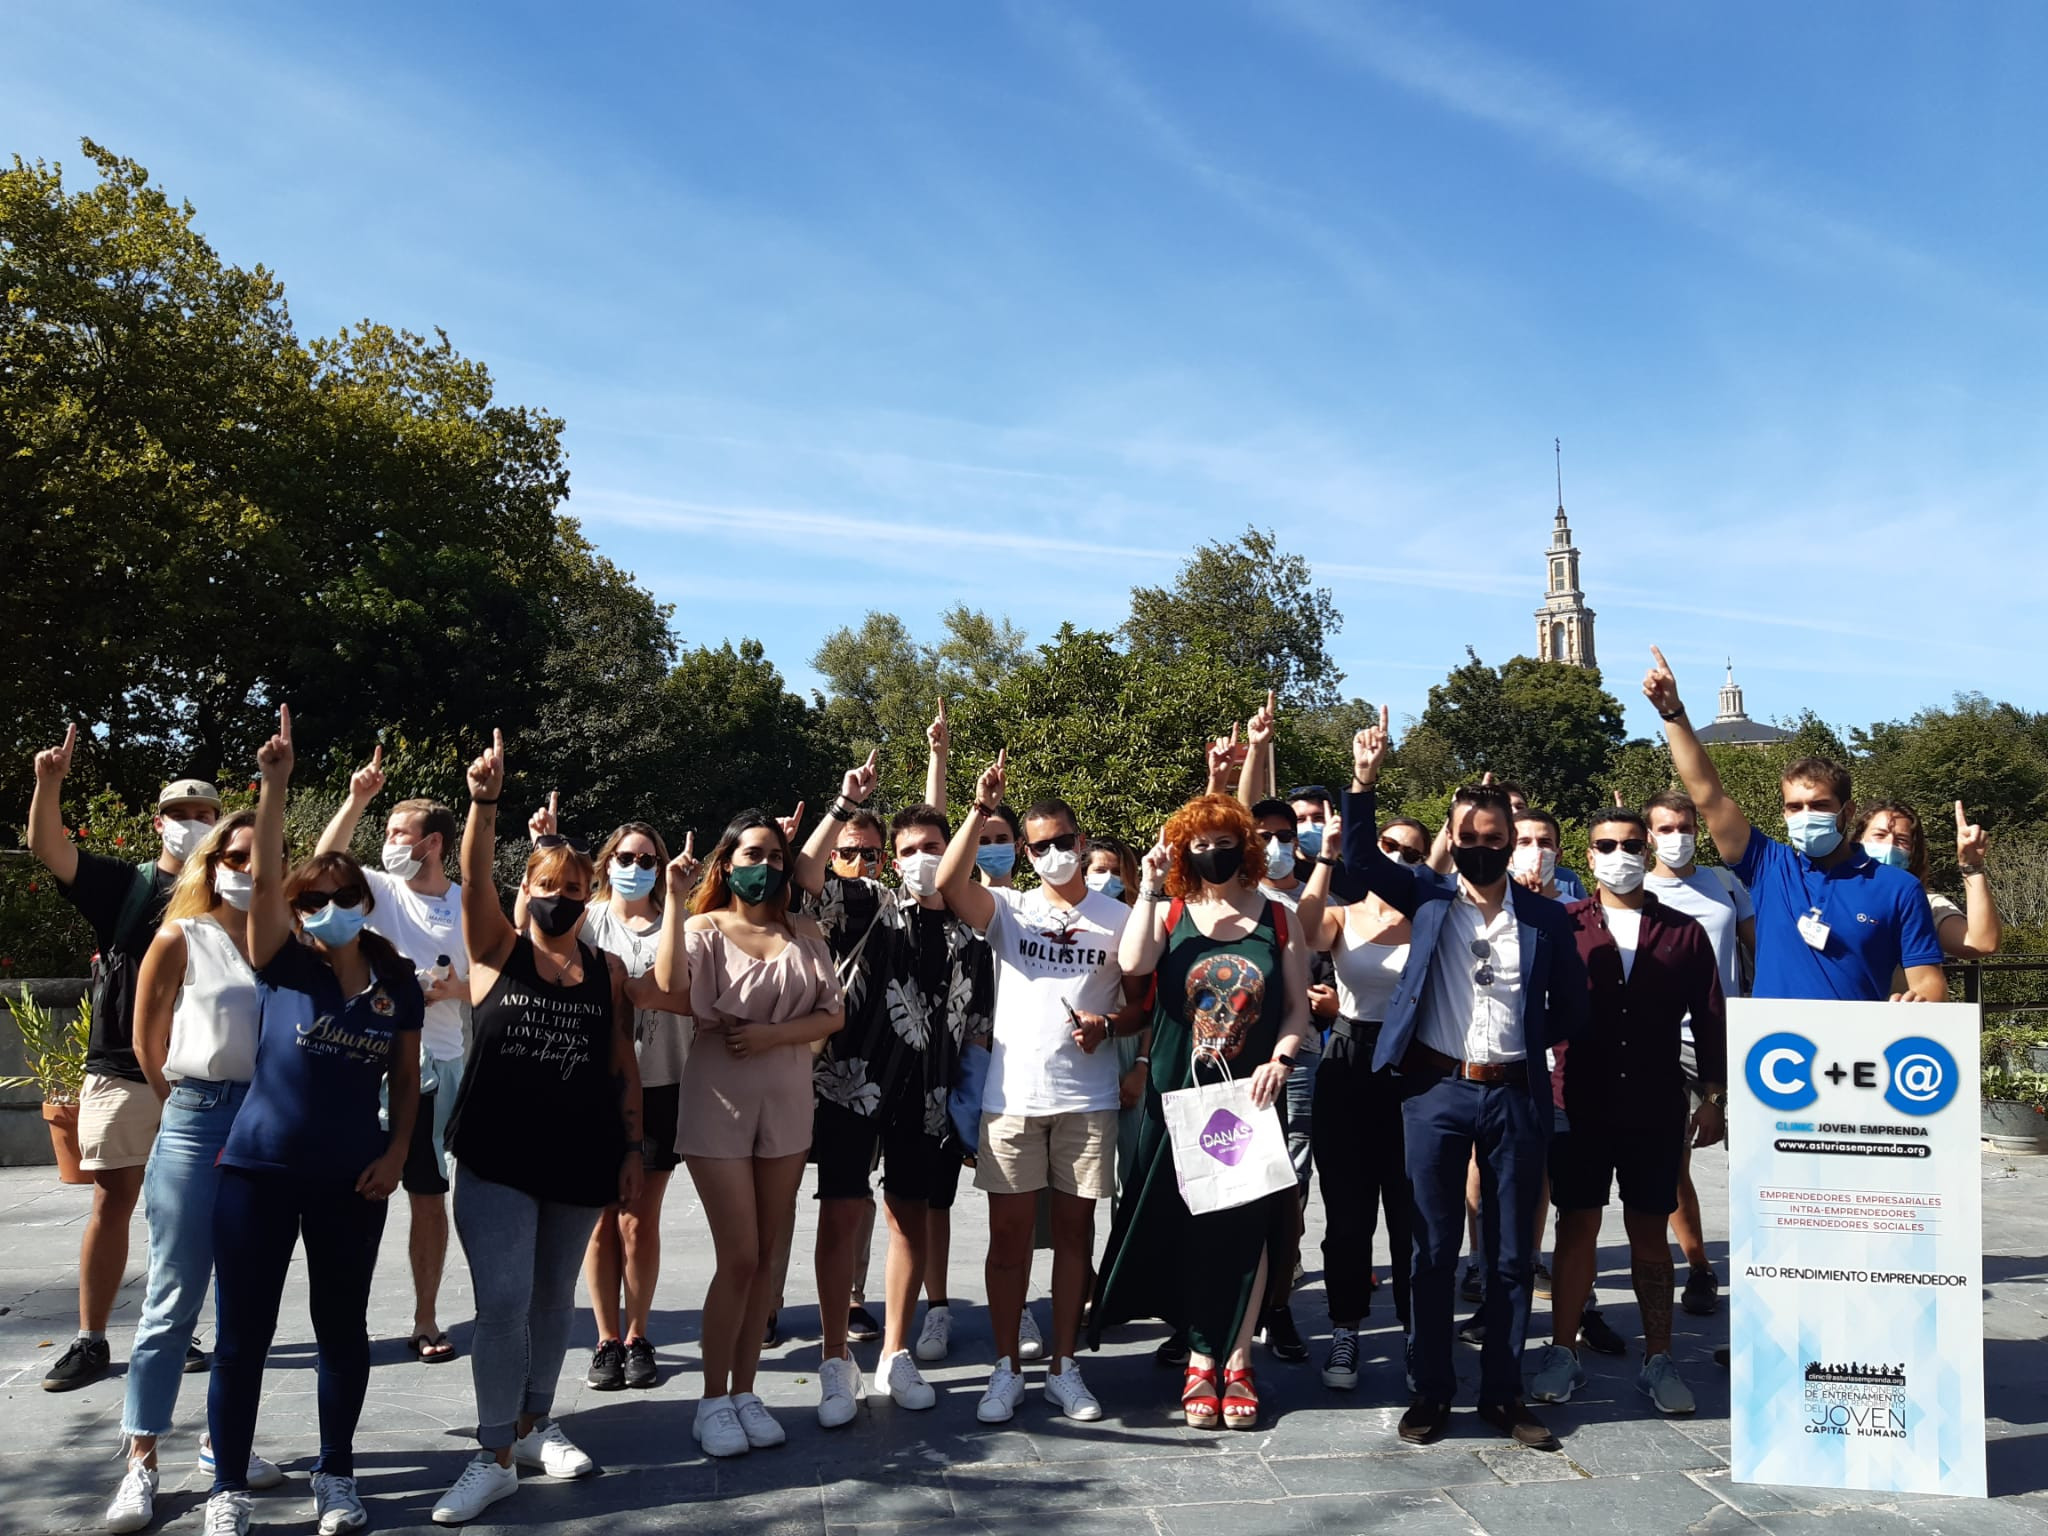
xmin=1534 ymin=440 xmax=1596 ymax=667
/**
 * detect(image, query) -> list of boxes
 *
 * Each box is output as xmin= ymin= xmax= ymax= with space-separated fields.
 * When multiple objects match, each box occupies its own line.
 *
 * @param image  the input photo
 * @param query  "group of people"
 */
xmin=20 ymin=644 xmax=1999 ymax=1532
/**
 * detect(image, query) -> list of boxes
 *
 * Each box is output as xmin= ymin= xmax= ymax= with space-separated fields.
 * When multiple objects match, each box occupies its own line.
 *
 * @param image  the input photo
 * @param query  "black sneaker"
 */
xmin=623 ymin=1336 xmax=658 ymax=1390
xmin=1261 ymin=1304 xmax=1309 ymax=1362
xmin=1681 ymin=1267 xmax=1720 ymax=1316
xmin=42 ymin=1336 xmax=110 ymax=1392
xmin=1154 ymin=1329 xmax=1190 ymax=1368
xmin=185 ymin=1340 xmax=208 ymax=1373
xmin=1459 ymin=1262 xmax=1484 ymax=1303
xmin=1532 ymin=1261 xmax=1552 ymax=1300
xmin=1457 ymin=1312 xmax=1486 ymax=1348
xmin=847 ymin=1305 xmax=882 ymax=1343
xmin=586 ymin=1338 xmax=626 ymax=1391
xmin=1578 ymin=1308 xmax=1626 ymax=1357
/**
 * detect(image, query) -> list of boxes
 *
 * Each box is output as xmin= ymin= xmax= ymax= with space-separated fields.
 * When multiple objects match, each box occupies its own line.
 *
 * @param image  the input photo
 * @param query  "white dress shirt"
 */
xmin=1419 ymin=885 xmax=1527 ymax=1064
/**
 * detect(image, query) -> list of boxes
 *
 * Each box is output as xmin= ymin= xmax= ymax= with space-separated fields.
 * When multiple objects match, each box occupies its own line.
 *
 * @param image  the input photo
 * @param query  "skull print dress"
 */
xmin=1087 ymin=898 xmax=1291 ymax=1361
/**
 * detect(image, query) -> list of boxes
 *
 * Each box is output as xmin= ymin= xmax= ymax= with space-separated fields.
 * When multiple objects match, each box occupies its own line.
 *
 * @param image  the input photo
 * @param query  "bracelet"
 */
xmin=469 ymin=795 xmax=500 ymax=805
xmin=1959 ymin=863 xmax=1986 ymax=877
xmin=1138 ymin=886 xmax=1164 ymax=902
xmin=1658 ymin=705 xmax=1686 ymax=723
xmin=1315 ymin=855 xmax=1340 ymax=867
xmin=1134 ymin=1054 xmax=1150 ymax=1067
xmin=828 ymin=802 xmax=853 ymax=822
xmin=1273 ymin=1054 xmax=1298 ymax=1071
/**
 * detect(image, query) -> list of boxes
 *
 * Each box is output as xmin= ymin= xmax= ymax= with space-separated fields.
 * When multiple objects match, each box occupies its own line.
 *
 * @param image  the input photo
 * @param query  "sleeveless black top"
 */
xmin=447 ymin=935 xmax=622 ymax=1208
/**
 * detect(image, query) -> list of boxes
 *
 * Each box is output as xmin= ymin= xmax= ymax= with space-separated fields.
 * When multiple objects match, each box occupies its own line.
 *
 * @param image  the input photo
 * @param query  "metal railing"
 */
xmin=1943 ymin=956 xmax=2048 ymax=1012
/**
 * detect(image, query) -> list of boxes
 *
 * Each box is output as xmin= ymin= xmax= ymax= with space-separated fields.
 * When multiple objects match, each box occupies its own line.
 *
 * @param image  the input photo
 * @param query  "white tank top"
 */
xmin=1332 ymin=920 xmax=1409 ymax=1024
xmin=163 ymin=915 xmax=262 ymax=1083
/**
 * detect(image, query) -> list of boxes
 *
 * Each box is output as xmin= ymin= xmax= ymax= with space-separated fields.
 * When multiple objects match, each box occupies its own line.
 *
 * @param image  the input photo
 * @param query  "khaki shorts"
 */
xmin=975 ymin=1109 xmax=1116 ymax=1201
xmin=76 ymin=1073 xmax=162 ymax=1171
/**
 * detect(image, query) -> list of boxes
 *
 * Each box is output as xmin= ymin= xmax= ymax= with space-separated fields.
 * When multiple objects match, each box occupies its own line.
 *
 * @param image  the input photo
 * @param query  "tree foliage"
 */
xmin=1408 ymin=650 xmax=1627 ymax=815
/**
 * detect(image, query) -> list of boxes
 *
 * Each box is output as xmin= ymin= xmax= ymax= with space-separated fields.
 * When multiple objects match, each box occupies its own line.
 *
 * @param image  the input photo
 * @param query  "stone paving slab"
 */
xmin=1 ymin=1146 xmax=2044 ymax=1534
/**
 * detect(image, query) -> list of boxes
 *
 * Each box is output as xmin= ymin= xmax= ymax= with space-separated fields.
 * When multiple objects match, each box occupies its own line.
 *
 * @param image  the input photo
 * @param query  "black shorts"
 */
xmin=813 ymin=1099 xmax=955 ymax=1208
xmin=1550 ymin=1121 xmax=1684 ymax=1216
xmin=642 ymin=1083 xmax=682 ymax=1173
xmin=401 ymin=1090 xmax=448 ymax=1197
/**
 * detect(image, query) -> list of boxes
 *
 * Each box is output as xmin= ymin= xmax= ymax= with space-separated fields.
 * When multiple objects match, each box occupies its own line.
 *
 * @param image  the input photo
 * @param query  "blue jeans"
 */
xmin=1282 ymin=1045 xmax=1319 ymax=1198
xmin=122 ymin=1078 xmax=248 ymax=1438
xmin=453 ymin=1165 xmax=602 ymax=1449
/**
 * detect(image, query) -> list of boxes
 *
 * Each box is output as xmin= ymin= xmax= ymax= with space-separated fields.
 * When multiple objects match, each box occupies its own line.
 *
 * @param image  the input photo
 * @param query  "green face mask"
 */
xmin=727 ymin=861 xmax=787 ymax=906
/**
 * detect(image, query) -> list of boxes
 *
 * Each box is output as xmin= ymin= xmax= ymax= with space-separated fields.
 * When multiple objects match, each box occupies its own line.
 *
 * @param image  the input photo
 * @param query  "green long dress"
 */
xmin=1089 ymin=899 xmax=1288 ymax=1359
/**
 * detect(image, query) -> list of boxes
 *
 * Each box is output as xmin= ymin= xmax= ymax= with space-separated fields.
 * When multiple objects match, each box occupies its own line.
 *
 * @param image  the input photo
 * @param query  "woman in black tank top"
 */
xmin=429 ymin=730 xmax=689 ymax=1525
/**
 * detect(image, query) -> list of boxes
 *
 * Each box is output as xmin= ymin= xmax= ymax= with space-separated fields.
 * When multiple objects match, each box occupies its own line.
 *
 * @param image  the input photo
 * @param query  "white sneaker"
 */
xmin=197 ymin=1437 xmax=286 ymax=1491
xmin=312 ymin=1472 xmax=368 ymax=1535
xmin=693 ymin=1398 xmax=750 ymax=1458
xmin=914 ymin=1304 xmax=953 ymax=1363
xmin=1638 ymin=1352 xmax=1697 ymax=1416
xmin=105 ymin=1457 xmax=157 ymax=1534
xmin=511 ymin=1419 xmax=594 ymax=1479
xmin=731 ymin=1392 xmax=786 ymax=1448
xmin=203 ymin=1490 xmax=252 ymax=1536
xmin=976 ymin=1356 xmax=1027 ymax=1424
xmin=1017 ymin=1306 xmax=1045 ymax=1361
xmin=1044 ymin=1357 xmax=1103 ymax=1422
xmin=431 ymin=1455 xmax=517 ymax=1525
xmin=818 ymin=1353 xmax=865 ymax=1428
xmin=875 ymin=1348 xmax=937 ymax=1410
xmin=1529 ymin=1343 xmax=1587 ymax=1404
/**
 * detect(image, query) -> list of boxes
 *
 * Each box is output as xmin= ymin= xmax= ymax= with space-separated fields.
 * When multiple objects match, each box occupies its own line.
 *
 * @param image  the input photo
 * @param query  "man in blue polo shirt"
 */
xmin=1643 ymin=649 xmax=1944 ymax=1002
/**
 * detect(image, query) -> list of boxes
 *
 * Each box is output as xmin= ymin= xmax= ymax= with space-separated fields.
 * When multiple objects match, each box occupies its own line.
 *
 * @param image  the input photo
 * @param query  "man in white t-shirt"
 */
xmin=317 ymin=746 xmax=470 ymax=1361
xmin=937 ymin=751 xmax=1136 ymax=1428
xmin=1642 ymin=790 xmax=1754 ymax=1319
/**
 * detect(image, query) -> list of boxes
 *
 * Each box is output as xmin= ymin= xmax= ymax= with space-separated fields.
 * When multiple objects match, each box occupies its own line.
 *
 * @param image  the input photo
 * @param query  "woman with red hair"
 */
xmin=1087 ymin=794 xmax=1313 ymax=1430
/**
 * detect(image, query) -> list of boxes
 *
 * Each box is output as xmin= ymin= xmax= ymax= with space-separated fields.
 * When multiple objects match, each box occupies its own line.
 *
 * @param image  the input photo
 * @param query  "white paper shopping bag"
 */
xmin=1162 ymin=1074 xmax=1295 ymax=1216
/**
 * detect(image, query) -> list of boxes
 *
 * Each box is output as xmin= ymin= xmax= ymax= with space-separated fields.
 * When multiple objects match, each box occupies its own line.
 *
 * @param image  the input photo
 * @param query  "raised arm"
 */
xmin=1119 ymin=834 xmax=1174 ymax=979
xmin=936 ymin=750 xmax=1002 ymax=934
xmin=1238 ymin=691 xmax=1276 ymax=810
xmin=27 ymin=723 xmax=81 ymax=886
xmin=316 ymin=744 xmax=386 ymax=857
xmin=652 ymin=845 xmax=696 ymax=997
xmin=1293 ymin=807 xmax=1347 ymax=952
xmin=1945 ymin=802 xmax=2001 ymax=959
xmin=1204 ymin=725 xmax=1242 ymax=798
xmin=925 ymin=700 xmax=949 ymax=811
xmin=1340 ymin=707 xmax=1421 ymax=918
xmin=1645 ymin=647 xmax=1750 ymax=867
xmin=249 ymin=705 xmax=297 ymax=969
xmin=460 ymin=729 xmax=519 ymax=975
xmin=796 ymin=752 xmax=876 ymax=898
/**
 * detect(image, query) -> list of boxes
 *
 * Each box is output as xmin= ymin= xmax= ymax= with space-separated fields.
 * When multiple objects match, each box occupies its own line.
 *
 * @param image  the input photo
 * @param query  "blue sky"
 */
xmin=8 ymin=1 xmax=2044 ymax=745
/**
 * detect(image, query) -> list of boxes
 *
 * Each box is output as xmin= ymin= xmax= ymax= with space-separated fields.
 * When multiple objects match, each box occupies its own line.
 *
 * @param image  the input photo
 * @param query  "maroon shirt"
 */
xmin=1555 ymin=894 xmax=1725 ymax=1134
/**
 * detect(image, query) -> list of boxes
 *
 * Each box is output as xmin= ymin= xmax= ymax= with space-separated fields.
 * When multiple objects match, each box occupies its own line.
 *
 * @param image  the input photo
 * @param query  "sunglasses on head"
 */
xmin=291 ymin=884 xmax=367 ymax=914
xmin=216 ymin=848 xmax=252 ymax=871
xmin=536 ymin=833 xmax=591 ymax=854
xmin=1257 ymin=827 xmax=1296 ymax=844
xmin=834 ymin=846 xmax=881 ymax=864
xmin=1591 ymin=837 xmax=1648 ymax=855
xmin=1025 ymin=832 xmax=1079 ymax=857
xmin=1379 ymin=837 xmax=1425 ymax=865
xmin=611 ymin=851 xmax=659 ymax=871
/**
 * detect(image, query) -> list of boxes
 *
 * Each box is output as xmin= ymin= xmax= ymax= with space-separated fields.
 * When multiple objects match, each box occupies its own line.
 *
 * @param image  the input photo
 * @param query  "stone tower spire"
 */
xmin=1534 ymin=441 xmax=1596 ymax=667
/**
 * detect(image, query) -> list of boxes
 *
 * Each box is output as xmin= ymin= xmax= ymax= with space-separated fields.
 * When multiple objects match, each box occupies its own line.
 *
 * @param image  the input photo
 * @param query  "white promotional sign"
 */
xmin=1728 ymin=998 xmax=1985 ymax=1498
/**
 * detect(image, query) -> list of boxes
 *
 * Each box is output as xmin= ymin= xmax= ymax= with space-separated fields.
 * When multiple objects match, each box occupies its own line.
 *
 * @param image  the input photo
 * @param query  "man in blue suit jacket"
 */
xmin=1337 ymin=712 xmax=1588 ymax=1450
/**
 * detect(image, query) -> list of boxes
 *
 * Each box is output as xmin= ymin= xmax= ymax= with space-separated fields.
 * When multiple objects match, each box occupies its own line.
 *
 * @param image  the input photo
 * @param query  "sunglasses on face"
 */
xmin=535 ymin=833 xmax=591 ymax=854
xmin=1379 ymin=838 xmax=1425 ymax=864
xmin=217 ymin=849 xmax=252 ymax=871
xmin=1025 ymin=832 xmax=1080 ymax=856
xmin=292 ymin=884 xmax=367 ymax=914
xmin=1591 ymin=838 xmax=1648 ymax=855
xmin=834 ymin=846 xmax=881 ymax=864
xmin=612 ymin=851 xmax=659 ymax=871
xmin=1257 ymin=828 xmax=1297 ymax=844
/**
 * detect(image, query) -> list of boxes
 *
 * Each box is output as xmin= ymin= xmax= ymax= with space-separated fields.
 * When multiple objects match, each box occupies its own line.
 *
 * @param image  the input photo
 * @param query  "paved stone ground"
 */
xmin=2 ymin=1145 xmax=2044 ymax=1535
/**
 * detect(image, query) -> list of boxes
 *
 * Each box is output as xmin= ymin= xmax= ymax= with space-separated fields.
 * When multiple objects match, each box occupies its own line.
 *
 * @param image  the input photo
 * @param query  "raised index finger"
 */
xmin=279 ymin=702 xmax=292 ymax=741
xmin=493 ymin=728 xmax=505 ymax=759
xmin=1956 ymin=800 xmax=1969 ymax=832
xmin=1650 ymin=644 xmax=1670 ymax=673
xmin=1379 ymin=702 xmax=1390 ymax=735
xmin=61 ymin=721 xmax=77 ymax=756
xmin=370 ymin=742 xmax=383 ymax=769
xmin=549 ymin=790 xmax=559 ymax=816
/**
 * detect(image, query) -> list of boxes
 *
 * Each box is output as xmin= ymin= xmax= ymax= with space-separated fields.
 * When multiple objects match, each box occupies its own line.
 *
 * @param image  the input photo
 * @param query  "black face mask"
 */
xmin=1451 ymin=843 xmax=1512 ymax=888
xmin=1188 ymin=844 xmax=1245 ymax=885
xmin=528 ymin=894 xmax=588 ymax=937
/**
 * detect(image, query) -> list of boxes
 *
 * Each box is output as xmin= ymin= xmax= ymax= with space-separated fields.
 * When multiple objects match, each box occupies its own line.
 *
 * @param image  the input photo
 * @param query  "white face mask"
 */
xmin=213 ymin=867 xmax=254 ymax=911
xmin=1592 ymin=849 xmax=1647 ymax=894
xmin=382 ymin=838 xmax=424 ymax=881
xmin=1509 ymin=845 xmax=1558 ymax=885
xmin=161 ymin=817 xmax=210 ymax=862
xmin=1263 ymin=837 xmax=1296 ymax=880
xmin=1031 ymin=845 xmax=1082 ymax=886
xmin=1653 ymin=831 xmax=1696 ymax=870
xmin=896 ymin=851 xmax=942 ymax=898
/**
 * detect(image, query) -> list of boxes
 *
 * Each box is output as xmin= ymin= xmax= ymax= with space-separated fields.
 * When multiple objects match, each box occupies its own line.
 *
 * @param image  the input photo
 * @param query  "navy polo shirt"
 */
xmin=1730 ymin=825 xmax=1943 ymax=1001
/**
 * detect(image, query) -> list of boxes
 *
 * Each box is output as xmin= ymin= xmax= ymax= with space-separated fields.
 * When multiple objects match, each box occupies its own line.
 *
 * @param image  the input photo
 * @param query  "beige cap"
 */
xmin=158 ymin=778 xmax=222 ymax=811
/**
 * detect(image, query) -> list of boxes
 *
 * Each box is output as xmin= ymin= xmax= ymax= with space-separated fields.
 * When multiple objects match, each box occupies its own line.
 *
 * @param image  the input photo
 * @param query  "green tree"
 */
xmin=1852 ymin=694 xmax=2048 ymax=839
xmin=1410 ymin=651 xmax=1627 ymax=814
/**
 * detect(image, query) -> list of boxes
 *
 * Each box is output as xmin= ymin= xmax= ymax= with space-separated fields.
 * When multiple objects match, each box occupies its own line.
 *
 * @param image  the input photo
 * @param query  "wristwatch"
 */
xmin=1315 ymin=855 xmax=1340 ymax=867
xmin=1704 ymin=1090 xmax=1728 ymax=1108
xmin=1658 ymin=705 xmax=1687 ymax=722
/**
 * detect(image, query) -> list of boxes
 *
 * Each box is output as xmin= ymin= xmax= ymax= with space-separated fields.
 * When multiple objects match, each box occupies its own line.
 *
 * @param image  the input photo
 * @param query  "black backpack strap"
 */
xmin=110 ymin=862 xmax=159 ymax=954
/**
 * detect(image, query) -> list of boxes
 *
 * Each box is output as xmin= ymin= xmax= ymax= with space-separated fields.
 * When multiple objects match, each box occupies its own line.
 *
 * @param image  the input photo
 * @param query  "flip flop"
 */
xmin=408 ymin=1331 xmax=457 ymax=1363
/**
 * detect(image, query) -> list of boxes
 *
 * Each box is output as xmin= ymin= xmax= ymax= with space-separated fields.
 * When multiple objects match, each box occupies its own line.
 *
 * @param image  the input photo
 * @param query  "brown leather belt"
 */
xmin=1400 ymin=1042 xmax=1527 ymax=1086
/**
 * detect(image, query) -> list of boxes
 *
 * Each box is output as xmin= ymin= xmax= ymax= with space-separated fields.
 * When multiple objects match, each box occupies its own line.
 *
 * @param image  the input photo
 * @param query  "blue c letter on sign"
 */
xmin=1746 ymin=1032 xmax=1818 ymax=1111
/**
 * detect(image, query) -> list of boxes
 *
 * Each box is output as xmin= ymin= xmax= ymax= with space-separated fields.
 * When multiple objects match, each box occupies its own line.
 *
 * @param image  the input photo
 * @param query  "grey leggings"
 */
xmin=453 ymin=1165 xmax=603 ymax=1449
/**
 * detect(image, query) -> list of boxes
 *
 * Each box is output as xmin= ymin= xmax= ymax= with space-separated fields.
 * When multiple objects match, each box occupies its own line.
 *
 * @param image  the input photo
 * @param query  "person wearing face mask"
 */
xmin=428 ymin=730 xmax=660 ymax=1525
xmin=200 ymin=706 xmax=422 ymax=1536
xmin=792 ymin=743 xmax=996 ymax=1427
xmin=577 ymin=820 xmax=700 ymax=1393
xmin=936 ymin=752 xmax=1139 ymax=1426
xmin=109 ymin=806 xmax=290 ymax=1532
xmin=27 ymin=723 xmax=221 ymax=1397
xmin=316 ymin=746 xmax=469 ymax=1365
xmin=1854 ymin=801 xmax=2002 ymax=966
xmin=1529 ymin=809 xmax=1725 ymax=1424
xmin=651 ymin=808 xmax=843 ymax=1458
xmin=1641 ymin=791 xmax=1756 ymax=1318
xmin=1339 ymin=705 xmax=1589 ymax=1452
xmin=1645 ymin=649 xmax=1946 ymax=1003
